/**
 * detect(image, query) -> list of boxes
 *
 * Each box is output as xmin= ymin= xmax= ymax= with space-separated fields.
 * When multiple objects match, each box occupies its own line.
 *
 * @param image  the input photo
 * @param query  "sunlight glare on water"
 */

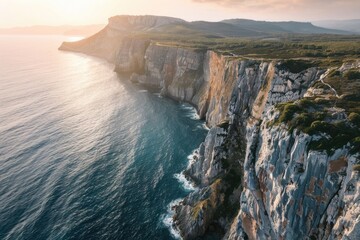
xmin=0 ymin=35 xmax=207 ymax=240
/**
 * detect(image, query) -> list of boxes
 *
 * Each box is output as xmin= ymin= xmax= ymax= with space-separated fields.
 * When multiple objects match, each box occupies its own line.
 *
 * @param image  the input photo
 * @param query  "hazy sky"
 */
xmin=0 ymin=0 xmax=359 ymax=27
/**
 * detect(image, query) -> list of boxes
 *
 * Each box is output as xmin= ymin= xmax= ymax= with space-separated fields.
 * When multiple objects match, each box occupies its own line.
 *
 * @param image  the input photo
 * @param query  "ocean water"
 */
xmin=0 ymin=36 xmax=207 ymax=240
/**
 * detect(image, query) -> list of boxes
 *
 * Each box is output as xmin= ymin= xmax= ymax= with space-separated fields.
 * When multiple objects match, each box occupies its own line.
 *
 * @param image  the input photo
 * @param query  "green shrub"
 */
xmin=328 ymin=69 xmax=341 ymax=78
xmin=332 ymin=134 xmax=351 ymax=149
xmin=279 ymin=103 xmax=301 ymax=123
xmin=298 ymin=99 xmax=315 ymax=108
xmin=307 ymin=121 xmax=333 ymax=135
xmin=351 ymin=137 xmax=360 ymax=154
xmin=344 ymin=70 xmax=360 ymax=80
xmin=353 ymin=137 xmax=360 ymax=144
xmin=309 ymin=134 xmax=349 ymax=154
xmin=334 ymin=121 xmax=353 ymax=135
xmin=279 ymin=60 xmax=314 ymax=74
xmin=291 ymin=113 xmax=312 ymax=131
xmin=308 ymin=138 xmax=332 ymax=153
xmin=341 ymin=94 xmax=360 ymax=102
xmin=313 ymin=112 xmax=327 ymax=120
xmin=308 ymin=122 xmax=360 ymax=154
xmin=349 ymin=112 xmax=360 ymax=127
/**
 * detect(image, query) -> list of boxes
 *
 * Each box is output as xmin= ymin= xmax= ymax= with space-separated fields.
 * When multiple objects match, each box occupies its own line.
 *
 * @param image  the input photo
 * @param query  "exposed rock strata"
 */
xmin=227 ymin=109 xmax=359 ymax=240
xmin=116 ymin=40 xmax=239 ymax=127
xmin=114 ymin=38 xmax=150 ymax=73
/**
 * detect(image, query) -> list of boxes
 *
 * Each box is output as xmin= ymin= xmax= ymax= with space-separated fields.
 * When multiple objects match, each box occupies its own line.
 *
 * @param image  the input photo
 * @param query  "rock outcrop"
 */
xmin=59 ymin=16 xmax=360 ymax=239
xmin=59 ymin=15 xmax=185 ymax=62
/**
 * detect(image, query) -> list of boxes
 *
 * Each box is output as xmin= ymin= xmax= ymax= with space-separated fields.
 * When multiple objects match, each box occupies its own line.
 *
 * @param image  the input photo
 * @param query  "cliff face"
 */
xmin=114 ymin=38 xmax=150 ymax=73
xmin=227 ymin=116 xmax=359 ymax=240
xmin=58 ymin=26 xmax=124 ymax=62
xmin=173 ymin=61 xmax=356 ymax=239
xmin=224 ymin=64 xmax=360 ymax=240
xmin=59 ymin=22 xmax=360 ymax=239
xmin=116 ymin=40 xmax=239 ymax=127
xmin=129 ymin=43 xmax=205 ymax=106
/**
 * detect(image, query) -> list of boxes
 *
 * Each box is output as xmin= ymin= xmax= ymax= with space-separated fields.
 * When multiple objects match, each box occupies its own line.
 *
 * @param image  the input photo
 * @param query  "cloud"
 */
xmin=191 ymin=0 xmax=317 ymax=11
xmin=193 ymin=0 xmax=355 ymax=4
xmin=191 ymin=0 xmax=360 ymax=20
xmin=192 ymin=0 xmax=358 ymax=8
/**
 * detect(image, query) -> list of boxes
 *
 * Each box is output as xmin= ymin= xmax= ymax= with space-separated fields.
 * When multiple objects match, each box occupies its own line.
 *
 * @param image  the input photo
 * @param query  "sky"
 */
xmin=0 ymin=0 xmax=359 ymax=28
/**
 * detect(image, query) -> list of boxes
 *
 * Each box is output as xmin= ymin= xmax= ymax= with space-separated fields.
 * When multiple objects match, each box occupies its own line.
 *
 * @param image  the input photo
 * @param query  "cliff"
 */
xmin=59 ymin=16 xmax=360 ymax=239
xmin=114 ymin=38 xmax=240 ymax=127
xmin=120 ymin=50 xmax=360 ymax=239
xmin=227 ymin=112 xmax=359 ymax=239
xmin=114 ymin=41 xmax=360 ymax=238
xmin=58 ymin=15 xmax=184 ymax=62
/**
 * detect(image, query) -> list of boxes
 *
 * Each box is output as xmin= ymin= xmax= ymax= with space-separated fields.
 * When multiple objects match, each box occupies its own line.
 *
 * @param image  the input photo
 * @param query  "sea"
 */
xmin=0 ymin=35 xmax=208 ymax=240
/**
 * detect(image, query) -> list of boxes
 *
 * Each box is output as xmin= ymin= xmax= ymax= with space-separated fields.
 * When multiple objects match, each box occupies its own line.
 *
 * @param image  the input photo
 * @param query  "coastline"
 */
xmin=58 ymin=19 xmax=360 ymax=238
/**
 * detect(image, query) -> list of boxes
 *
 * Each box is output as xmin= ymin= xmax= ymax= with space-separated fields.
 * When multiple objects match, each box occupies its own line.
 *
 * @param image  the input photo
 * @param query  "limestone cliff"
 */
xmin=58 ymin=26 xmax=123 ymax=62
xmin=127 ymin=43 xmax=205 ymax=105
xmin=227 ymin=112 xmax=360 ymax=239
xmin=59 ymin=15 xmax=184 ymax=62
xmin=116 ymin=39 xmax=239 ymax=127
xmin=59 ymin=17 xmax=360 ymax=239
xmin=114 ymin=38 xmax=150 ymax=73
xmin=225 ymin=64 xmax=360 ymax=240
xmin=172 ymin=61 xmax=352 ymax=240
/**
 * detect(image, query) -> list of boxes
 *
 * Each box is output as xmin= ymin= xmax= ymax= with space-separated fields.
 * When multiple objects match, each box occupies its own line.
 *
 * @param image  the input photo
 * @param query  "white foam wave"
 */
xmin=163 ymin=149 xmax=200 ymax=239
xmin=174 ymin=149 xmax=199 ymax=192
xmin=161 ymin=199 xmax=183 ymax=239
xmin=187 ymin=150 xmax=200 ymax=166
xmin=180 ymin=103 xmax=193 ymax=110
xmin=188 ymin=112 xmax=200 ymax=120
xmin=138 ymin=89 xmax=148 ymax=93
xmin=174 ymin=172 xmax=197 ymax=192
xmin=201 ymin=123 xmax=210 ymax=130
xmin=187 ymin=108 xmax=200 ymax=120
xmin=180 ymin=103 xmax=200 ymax=120
xmin=153 ymin=93 xmax=162 ymax=97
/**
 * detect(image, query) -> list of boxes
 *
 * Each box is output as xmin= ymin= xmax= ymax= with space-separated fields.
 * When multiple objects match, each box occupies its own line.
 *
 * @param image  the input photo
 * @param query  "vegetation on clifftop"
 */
xmin=133 ymin=33 xmax=360 ymax=62
xmin=271 ymin=97 xmax=360 ymax=154
xmin=321 ymin=68 xmax=360 ymax=97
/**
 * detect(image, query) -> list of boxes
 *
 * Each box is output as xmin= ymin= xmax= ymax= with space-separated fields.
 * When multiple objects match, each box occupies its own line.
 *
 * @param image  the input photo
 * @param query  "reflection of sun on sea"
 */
xmin=65 ymin=36 xmax=85 ymax=42
xmin=52 ymin=0 xmax=100 ymax=42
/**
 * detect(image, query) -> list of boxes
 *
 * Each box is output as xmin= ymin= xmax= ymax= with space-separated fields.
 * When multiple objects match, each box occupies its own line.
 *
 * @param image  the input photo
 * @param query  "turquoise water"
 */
xmin=0 ymin=36 xmax=207 ymax=240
